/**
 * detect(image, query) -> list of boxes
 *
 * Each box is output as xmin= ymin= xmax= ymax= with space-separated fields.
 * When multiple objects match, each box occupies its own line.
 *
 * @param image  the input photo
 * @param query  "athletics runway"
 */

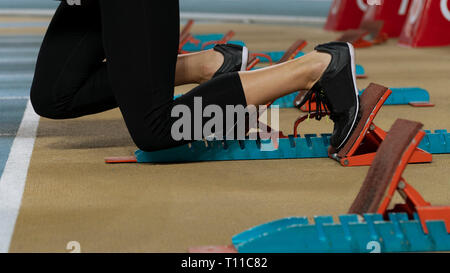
xmin=0 ymin=13 xmax=449 ymax=252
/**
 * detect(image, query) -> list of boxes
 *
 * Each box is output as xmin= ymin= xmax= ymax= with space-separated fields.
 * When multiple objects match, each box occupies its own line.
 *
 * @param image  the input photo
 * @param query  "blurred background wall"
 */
xmin=0 ymin=0 xmax=332 ymax=18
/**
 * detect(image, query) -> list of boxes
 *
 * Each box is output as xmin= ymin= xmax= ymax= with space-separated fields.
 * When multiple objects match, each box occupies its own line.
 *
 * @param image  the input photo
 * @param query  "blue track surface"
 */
xmin=0 ymin=35 xmax=41 ymax=176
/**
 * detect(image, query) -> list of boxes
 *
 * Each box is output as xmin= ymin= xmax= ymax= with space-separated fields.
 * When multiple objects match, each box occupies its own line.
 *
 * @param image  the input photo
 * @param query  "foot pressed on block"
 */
xmin=328 ymin=83 xmax=432 ymax=167
xmin=296 ymin=42 xmax=360 ymax=151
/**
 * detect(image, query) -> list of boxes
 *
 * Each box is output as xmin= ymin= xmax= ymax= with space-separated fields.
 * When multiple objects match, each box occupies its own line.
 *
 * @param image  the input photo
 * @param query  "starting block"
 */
xmin=349 ymin=119 xmax=450 ymax=234
xmin=250 ymin=39 xmax=308 ymax=65
xmin=104 ymin=83 xmax=444 ymax=166
xmin=420 ymin=129 xmax=450 ymax=154
xmin=179 ymin=20 xmax=198 ymax=53
xmin=182 ymin=33 xmax=245 ymax=53
xmin=337 ymin=21 xmax=388 ymax=48
xmin=189 ymin=119 xmax=450 ymax=253
xmin=292 ymin=87 xmax=434 ymax=111
xmin=181 ymin=32 xmax=245 ymax=53
xmin=179 ymin=20 xmax=245 ymax=53
xmin=328 ymin=83 xmax=432 ymax=167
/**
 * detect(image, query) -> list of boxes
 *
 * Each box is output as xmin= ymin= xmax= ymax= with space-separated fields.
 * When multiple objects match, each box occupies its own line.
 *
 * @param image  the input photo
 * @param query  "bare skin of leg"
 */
xmin=175 ymin=49 xmax=224 ymax=86
xmin=239 ymin=51 xmax=332 ymax=105
xmin=175 ymin=49 xmax=332 ymax=106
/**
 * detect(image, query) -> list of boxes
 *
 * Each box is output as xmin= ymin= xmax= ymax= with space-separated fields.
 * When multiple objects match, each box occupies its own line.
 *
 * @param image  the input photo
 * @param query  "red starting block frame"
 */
xmin=330 ymin=84 xmax=431 ymax=167
xmin=189 ymin=119 xmax=449 ymax=253
xmin=179 ymin=20 xmax=200 ymax=53
xmin=294 ymin=83 xmax=432 ymax=167
xmin=337 ymin=21 xmax=389 ymax=48
xmin=200 ymin=30 xmax=236 ymax=50
xmin=349 ymin=119 xmax=450 ymax=233
xmin=178 ymin=20 xmax=236 ymax=54
xmin=250 ymin=39 xmax=308 ymax=65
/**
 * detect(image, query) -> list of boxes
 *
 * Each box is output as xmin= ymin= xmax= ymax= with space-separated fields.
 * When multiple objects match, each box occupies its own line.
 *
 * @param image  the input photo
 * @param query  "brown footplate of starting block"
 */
xmin=349 ymin=119 xmax=424 ymax=215
xmin=328 ymin=83 xmax=431 ymax=166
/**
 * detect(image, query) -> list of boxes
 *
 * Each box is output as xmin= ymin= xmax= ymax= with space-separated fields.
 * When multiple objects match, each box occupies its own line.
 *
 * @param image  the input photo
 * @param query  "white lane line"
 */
xmin=0 ymin=57 xmax=37 ymax=64
xmin=0 ymin=48 xmax=39 ymax=54
xmin=0 ymin=74 xmax=33 ymax=82
xmin=0 ymin=9 xmax=55 ymax=17
xmin=0 ymin=22 xmax=50 ymax=28
xmin=0 ymin=100 xmax=39 ymax=253
xmin=0 ymin=96 xmax=30 ymax=100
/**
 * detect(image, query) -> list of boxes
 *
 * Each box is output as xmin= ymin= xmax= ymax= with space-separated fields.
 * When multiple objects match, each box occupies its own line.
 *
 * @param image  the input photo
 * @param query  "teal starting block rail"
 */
xmin=356 ymin=64 xmax=365 ymax=77
xmin=370 ymin=87 xmax=430 ymax=105
xmin=271 ymin=87 xmax=431 ymax=108
xmin=182 ymin=34 xmax=245 ymax=52
xmin=134 ymin=130 xmax=449 ymax=163
xmin=136 ymin=134 xmax=331 ymax=163
xmin=232 ymin=213 xmax=450 ymax=253
xmin=420 ymin=129 xmax=450 ymax=154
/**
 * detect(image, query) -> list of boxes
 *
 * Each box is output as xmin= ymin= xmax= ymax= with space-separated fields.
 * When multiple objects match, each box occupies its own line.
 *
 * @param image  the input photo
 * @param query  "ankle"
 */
xmin=306 ymin=51 xmax=331 ymax=89
xmin=198 ymin=49 xmax=224 ymax=84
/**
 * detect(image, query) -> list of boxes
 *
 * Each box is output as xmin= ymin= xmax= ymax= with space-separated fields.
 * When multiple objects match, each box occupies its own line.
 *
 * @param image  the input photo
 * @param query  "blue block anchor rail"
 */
xmin=134 ymin=130 xmax=449 ymax=163
xmin=182 ymin=34 xmax=246 ymax=52
xmin=232 ymin=213 xmax=450 ymax=253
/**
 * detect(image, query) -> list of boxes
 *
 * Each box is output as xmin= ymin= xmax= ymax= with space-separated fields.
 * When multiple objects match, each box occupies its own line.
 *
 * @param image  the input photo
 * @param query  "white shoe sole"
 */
xmin=336 ymin=42 xmax=360 ymax=150
xmin=207 ymin=46 xmax=250 ymax=140
xmin=240 ymin=46 xmax=249 ymax=71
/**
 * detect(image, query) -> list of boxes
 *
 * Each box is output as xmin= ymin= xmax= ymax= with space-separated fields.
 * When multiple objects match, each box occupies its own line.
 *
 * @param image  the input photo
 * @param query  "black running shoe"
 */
xmin=212 ymin=44 xmax=249 ymax=77
xmin=297 ymin=42 xmax=360 ymax=150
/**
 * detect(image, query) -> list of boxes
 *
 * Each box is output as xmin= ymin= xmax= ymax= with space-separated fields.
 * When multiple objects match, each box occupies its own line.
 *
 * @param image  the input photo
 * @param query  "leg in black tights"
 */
xmin=31 ymin=0 xmax=247 ymax=152
xmin=31 ymin=0 xmax=115 ymax=119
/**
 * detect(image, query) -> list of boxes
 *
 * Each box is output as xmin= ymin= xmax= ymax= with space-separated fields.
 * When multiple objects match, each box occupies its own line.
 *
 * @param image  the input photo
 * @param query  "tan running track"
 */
xmin=2 ymin=18 xmax=450 ymax=252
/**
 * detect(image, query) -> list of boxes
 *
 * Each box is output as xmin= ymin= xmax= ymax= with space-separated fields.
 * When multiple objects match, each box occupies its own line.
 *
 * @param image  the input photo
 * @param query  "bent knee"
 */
xmin=30 ymin=94 xmax=58 ymax=119
xmin=30 ymin=86 xmax=67 ymax=119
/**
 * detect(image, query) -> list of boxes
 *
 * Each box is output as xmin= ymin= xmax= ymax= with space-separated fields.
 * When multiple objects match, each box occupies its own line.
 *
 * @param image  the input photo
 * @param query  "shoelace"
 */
xmin=297 ymin=83 xmax=332 ymax=121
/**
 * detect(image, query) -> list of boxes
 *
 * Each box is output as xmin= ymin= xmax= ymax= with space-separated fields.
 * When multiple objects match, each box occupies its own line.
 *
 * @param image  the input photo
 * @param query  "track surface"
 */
xmin=0 ymin=17 xmax=449 ymax=253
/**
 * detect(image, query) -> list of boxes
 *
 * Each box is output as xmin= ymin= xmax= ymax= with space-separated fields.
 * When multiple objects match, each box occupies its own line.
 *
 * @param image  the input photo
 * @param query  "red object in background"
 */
xmin=362 ymin=0 xmax=413 ymax=37
xmin=325 ymin=0 xmax=371 ymax=31
xmin=399 ymin=0 xmax=450 ymax=47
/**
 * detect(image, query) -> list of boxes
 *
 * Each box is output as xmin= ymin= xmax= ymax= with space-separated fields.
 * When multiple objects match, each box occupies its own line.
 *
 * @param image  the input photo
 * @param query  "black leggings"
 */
xmin=30 ymin=0 xmax=247 ymax=152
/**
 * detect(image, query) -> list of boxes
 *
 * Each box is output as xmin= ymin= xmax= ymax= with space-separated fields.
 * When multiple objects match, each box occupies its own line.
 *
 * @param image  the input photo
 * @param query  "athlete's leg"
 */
xmin=98 ymin=0 xmax=340 ymax=152
xmin=30 ymin=1 xmax=230 ymax=119
xmin=30 ymin=0 xmax=114 ymax=119
xmin=175 ymin=49 xmax=224 ymax=85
